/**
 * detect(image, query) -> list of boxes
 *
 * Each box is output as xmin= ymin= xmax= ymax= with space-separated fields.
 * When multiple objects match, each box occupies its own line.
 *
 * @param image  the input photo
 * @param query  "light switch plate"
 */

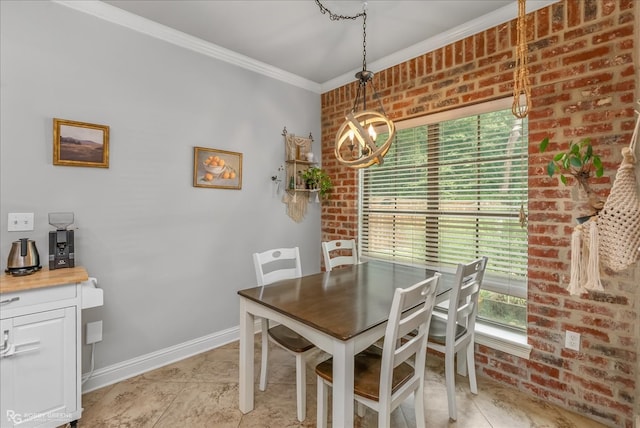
xmin=7 ymin=213 xmax=34 ymax=232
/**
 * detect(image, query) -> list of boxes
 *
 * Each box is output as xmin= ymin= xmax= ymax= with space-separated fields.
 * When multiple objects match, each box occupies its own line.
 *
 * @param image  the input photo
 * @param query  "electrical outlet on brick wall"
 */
xmin=565 ymin=330 xmax=580 ymax=351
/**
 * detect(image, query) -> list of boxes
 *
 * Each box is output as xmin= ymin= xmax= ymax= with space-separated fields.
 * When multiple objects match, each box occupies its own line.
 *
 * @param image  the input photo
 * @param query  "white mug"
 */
xmin=306 ymin=152 xmax=314 ymax=162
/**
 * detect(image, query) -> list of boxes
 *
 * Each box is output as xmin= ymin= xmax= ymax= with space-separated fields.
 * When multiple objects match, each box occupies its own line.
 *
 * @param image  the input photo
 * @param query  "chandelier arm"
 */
xmin=346 ymin=112 xmax=377 ymax=153
xmin=368 ymin=79 xmax=388 ymax=117
xmin=352 ymin=82 xmax=363 ymax=113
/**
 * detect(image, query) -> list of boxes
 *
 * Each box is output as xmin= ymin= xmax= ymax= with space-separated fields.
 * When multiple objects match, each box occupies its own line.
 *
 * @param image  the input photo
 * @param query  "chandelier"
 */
xmin=316 ymin=0 xmax=395 ymax=168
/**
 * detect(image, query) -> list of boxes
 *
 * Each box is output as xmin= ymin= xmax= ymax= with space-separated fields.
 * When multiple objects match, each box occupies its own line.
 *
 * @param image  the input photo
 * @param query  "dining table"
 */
xmin=237 ymin=259 xmax=453 ymax=427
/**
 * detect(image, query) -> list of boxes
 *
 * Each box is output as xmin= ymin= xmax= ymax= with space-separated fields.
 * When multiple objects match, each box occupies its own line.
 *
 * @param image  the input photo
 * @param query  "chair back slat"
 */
xmin=447 ymin=257 xmax=487 ymax=341
xmin=322 ymin=239 xmax=358 ymax=271
xmin=379 ymin=273 xmax=440 ymax=401
xmin=253 ymin=247 xmax=302 ymax=286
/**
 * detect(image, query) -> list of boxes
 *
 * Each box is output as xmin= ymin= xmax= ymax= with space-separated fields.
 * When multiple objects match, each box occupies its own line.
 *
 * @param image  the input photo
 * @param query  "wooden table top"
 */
xmin=238 ymin=260 xmax=451 ymax=341
xmin=0 ymin=266 xmax=88 ymax=294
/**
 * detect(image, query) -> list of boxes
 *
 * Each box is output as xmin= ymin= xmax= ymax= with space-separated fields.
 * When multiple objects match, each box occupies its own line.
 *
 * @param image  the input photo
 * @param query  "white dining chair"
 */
xmin=252 ymin=247 xmax=315 ymax=422
xmin=315 ymin=273 xmax=441 ymax=428
xmin=427 ymin=256 xmax=488 ymax=421
xmin=321 ymin=239 xmax=358 ymax=271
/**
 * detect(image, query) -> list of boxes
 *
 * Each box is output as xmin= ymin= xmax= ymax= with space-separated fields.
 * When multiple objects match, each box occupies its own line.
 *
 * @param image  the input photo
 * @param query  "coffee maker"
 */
xmin=48 ymin=212 xmax=75 ymax=269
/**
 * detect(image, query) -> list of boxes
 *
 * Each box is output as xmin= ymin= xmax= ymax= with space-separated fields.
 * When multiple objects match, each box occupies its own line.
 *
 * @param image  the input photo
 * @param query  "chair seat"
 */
xmin=315 ymin=345 xmax=415 ymax=401
xmin=427 ymin=315 xmax=467 ymax=345
xmin=268 ymin=324 xmax=315 ymax=353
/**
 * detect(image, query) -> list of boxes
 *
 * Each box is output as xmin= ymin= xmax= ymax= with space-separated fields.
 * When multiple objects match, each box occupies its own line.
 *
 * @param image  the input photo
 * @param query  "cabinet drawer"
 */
xmin=0 ymin=284 xmax=76 ymax=315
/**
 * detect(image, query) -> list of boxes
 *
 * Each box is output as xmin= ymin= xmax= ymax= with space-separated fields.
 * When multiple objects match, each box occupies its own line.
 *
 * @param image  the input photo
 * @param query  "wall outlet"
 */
xmin=86 ymin=321 xmax=103 ymax=344
xmin=7 ymin=213 xmax=34 ymax=232
xmin=565 ymin=330 xmax=580 ymax=351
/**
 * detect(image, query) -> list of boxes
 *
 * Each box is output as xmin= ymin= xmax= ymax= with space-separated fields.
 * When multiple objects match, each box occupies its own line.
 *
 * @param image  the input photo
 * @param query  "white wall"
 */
xmin=0 ymin=1 xmax=322 ymax=376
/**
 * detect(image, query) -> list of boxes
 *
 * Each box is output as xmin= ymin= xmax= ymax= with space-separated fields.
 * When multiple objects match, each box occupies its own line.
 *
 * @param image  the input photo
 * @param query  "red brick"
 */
xmin=319 ymin=2 xmax=637 ymax=426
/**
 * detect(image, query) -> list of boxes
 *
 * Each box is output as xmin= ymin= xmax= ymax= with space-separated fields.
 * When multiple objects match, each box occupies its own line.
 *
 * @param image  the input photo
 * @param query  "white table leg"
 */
xmin=239 ymin=298 xmax=254 ymax=413
xmin=332 ymin=340 xmax=355 ymax=427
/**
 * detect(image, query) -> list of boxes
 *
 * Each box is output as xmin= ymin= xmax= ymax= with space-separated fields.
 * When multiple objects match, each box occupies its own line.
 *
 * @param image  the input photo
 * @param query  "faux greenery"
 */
xmin=301 ymin=167 xmax=333 ymax=198
xmin=539 ymin=137 xmax=603 ymax=189
xmin=539 ymin=136 xmax=605 ymax=212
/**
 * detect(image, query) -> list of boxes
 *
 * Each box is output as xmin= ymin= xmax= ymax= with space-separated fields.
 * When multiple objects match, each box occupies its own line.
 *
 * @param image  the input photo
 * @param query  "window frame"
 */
xmin=358 ymin=97 xmax=529 ymax=328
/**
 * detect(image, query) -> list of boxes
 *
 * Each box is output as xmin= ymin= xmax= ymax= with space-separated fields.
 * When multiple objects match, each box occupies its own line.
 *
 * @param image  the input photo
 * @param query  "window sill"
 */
xmin=475 ymin=321 xmax=531 ymax=360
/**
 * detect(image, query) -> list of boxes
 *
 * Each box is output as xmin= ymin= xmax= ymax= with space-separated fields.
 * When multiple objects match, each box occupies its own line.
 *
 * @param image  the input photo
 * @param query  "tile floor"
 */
xmin=75 ymin=337 xmax=607 ymax=427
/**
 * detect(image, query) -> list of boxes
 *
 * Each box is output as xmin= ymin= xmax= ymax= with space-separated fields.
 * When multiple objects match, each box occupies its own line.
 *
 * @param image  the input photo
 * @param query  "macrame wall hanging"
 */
xmin=568 ymin=102 xmax=640 ymax=295
xmin=282 ymin=128 xmax=314 ymax=223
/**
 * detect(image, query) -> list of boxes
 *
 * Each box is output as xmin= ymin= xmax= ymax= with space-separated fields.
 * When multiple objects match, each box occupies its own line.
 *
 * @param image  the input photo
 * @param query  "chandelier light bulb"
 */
xmin=368 ymin=124 xmax=376 ymax=141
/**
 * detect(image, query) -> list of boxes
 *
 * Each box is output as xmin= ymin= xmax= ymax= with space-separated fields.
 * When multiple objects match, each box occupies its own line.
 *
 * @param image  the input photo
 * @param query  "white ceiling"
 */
xmin=67 ymin=1 xmax=557 ymax=91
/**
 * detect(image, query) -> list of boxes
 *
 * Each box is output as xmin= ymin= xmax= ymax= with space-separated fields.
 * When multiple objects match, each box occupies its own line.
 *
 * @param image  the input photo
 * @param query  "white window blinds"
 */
xmin=360 ymin=98 xmax=528 ymax=298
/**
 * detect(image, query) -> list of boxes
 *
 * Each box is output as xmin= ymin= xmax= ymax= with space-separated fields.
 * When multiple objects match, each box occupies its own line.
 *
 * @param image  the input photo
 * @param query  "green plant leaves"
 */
xmin=569 ymin=155 xmax=583 ymax=169
xmin=593 ymin=156 xmax=604 ymax=177
xmin=539 ymin=137 xmax=550 ymax=152
xmin=538 ymin=136 xmax=604 ymax=186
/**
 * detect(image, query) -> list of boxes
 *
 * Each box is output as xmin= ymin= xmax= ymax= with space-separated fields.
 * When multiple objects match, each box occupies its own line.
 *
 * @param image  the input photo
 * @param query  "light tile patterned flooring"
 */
xmin=76 ymin=337 xmax=607 ymax=427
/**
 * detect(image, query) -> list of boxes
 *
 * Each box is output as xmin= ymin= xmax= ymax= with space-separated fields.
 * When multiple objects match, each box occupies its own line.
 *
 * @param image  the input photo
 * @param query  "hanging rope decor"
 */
xmin=567 ymin=103 xmax=640 ymax=295
xmin=597 ymin=105 xmax=640 ymax=272
xmin=512 ymin=0 xmax=531 ymax=118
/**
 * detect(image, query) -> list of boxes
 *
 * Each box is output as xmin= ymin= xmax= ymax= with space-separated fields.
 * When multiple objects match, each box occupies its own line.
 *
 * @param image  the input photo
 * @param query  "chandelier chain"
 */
xmin=314 ymin=0 xmax=365 ymax=21
xmin=361 ymin=11 xmax=367 ymax=72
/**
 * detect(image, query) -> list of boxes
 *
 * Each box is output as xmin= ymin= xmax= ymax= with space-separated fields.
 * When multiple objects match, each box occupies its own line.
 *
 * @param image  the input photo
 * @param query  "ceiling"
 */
xmin=91 ymin=1 xmax=555 ymax=90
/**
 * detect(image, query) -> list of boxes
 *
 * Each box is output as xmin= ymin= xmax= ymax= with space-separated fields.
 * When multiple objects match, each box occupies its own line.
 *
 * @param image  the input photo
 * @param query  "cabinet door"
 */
xmin=0 ymin=307 xmax=76 ymax=427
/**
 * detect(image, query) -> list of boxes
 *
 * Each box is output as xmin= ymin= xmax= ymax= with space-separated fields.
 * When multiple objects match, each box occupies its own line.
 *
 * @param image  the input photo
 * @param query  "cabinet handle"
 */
xmin=0 ymin=330 xmax=9 ymax=354
xmin=0 ymin=296 xmax=19 ymax=305
xmin=12 ymin=339 xmax=40 ymax=356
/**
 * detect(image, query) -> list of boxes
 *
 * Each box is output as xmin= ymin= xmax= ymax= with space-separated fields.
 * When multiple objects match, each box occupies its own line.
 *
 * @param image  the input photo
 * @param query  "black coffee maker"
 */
xmin=48 ymin=212 xmax=75 ymax=269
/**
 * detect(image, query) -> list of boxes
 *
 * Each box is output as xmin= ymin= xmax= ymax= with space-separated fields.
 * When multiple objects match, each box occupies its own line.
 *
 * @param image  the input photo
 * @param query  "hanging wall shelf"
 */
xmin=282 ymin=127 xmax=318 ymax=222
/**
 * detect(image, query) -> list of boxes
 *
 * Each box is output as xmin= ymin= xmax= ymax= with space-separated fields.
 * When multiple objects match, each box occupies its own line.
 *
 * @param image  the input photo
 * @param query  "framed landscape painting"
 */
xmin=53 ymin=118 xmax=110 ymax=168
xmin=193 ymin=147 xmax=242 ymax=190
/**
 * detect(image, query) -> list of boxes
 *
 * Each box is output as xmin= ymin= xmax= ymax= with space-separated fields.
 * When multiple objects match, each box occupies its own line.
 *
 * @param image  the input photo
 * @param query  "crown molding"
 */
xmin=54 ymin=0 xmax=558 ymax=95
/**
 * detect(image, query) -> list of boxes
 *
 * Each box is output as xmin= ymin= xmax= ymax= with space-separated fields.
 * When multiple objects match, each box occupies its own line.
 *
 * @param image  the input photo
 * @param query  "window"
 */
xmin=359 ymin=98 xmax=528 ymax=330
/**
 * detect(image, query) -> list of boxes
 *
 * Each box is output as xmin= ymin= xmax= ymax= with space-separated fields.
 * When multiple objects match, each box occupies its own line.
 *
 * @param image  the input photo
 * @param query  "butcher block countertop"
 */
xmin=0 ymin=266 xmax=88 ymax=294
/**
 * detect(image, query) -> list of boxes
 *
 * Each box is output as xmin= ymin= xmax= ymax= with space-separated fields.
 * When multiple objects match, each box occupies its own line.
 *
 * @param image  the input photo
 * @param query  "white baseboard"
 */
xmin=81 ymin=320 xmax=261 ymax=393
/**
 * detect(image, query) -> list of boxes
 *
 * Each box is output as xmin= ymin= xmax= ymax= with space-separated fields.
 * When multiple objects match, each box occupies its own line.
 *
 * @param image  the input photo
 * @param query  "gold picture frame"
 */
xmin=193 ymin=147 xmax=242 ymax=190
xmin=53 ymin=118 xmax=109 ymax=168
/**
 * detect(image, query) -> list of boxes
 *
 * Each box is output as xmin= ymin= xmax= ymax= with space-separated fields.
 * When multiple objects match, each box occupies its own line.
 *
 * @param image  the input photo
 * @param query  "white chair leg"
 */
xmin=317 ymin=376 xmax=328 ymax=428
xmin=414 ymin=384 xmax=426 ymax=428
xmin=379 ymin=404 xmax=392 ymax=428
xmin=457 ymin=346 xmax=468 ymax=376
xmin=295 ymin=354 xmax=306 ymax=421
xmin=356 ymin=401 xmax=365 ymax=417
xmin=467 ymin=342 xmax=478 ymax=394
xmin=445 ymin=350 xmax=457 ymax=421
xmin=259 ymin=318 xmax=269 ymax=391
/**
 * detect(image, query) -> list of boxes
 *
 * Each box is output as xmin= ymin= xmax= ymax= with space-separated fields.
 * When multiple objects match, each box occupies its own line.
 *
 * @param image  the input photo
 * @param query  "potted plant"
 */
xmin=302 ymin=167 xmax=333 ymax=198
xmin=539 ymin=136 xmax=605 ymax=216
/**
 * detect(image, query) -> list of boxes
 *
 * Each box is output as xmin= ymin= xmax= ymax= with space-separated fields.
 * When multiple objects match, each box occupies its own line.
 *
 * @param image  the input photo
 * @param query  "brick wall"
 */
xmin=319 ymin=1 xmax=638 ymax=426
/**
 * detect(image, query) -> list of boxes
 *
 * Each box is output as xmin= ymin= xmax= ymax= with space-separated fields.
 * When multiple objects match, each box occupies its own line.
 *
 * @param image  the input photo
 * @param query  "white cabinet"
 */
xmin=1 ymin=307 xmax=76 ymax=427
xmin=0 ymin=268 xmax=88 ymax=428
